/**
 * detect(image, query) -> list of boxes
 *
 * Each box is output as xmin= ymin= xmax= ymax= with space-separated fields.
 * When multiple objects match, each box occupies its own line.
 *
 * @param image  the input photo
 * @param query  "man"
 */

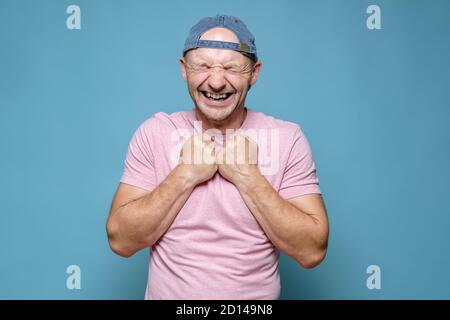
xmin=106 ymin=14 xmax=329 ymax=300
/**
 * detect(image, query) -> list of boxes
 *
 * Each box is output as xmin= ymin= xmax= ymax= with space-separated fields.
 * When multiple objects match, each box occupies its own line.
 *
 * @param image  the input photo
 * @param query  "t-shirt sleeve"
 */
xmin=120 ymin=119 xmax=157 ymax=192
xmin=278 ymin=125 xmax=322 ymax=199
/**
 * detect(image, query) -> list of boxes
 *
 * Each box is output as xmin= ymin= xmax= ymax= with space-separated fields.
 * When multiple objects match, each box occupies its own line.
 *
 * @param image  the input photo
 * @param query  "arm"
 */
xmin=106 ymin=135 xmax=216 ymax=257
xmin=106 ymin=165 xmax=196 ymax=257
xmin=217 ymin=133 xmax=329 ymax=268
xmin=235 ymin=168 xmax=328 ymax=268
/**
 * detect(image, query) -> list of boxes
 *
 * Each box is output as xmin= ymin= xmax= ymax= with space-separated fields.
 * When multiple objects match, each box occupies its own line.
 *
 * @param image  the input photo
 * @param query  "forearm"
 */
xmin=236 ymin=168 xmax=327 ymax=267
xmin=107 ymin=165 xmax=196 ymax=256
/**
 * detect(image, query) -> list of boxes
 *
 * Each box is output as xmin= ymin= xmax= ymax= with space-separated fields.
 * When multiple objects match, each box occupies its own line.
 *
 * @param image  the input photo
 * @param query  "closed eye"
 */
xmin=187 ymin=62 xmax=209 ymax=72
xmin=224 ymin=64 xmax=252 ymax=74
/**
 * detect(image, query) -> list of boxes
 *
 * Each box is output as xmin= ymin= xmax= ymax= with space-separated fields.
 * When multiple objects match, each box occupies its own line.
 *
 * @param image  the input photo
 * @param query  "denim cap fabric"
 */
xmin=183 ymin=14 xmax=258 ymax=61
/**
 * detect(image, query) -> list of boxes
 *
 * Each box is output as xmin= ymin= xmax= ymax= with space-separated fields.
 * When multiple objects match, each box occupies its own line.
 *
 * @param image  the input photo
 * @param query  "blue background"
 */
xmin=1 ymin=0 xmax=449 ymax=299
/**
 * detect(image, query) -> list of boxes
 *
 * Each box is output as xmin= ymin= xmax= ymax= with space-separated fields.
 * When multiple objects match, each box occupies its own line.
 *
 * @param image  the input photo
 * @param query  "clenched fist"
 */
xmin=179 ymin=134 xmax=217 ymax=185
xmin=216 ymin=133 xmax=259 ymax=187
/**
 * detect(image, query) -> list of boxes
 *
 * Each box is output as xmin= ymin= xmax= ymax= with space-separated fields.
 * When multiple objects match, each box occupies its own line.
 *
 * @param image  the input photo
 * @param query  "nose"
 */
xmin=207 ymin=67 xmax=227 ymax=92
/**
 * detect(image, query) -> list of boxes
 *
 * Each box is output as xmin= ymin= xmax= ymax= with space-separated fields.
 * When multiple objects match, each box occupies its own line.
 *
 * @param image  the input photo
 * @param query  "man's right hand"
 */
xmin=178 ymin=134 xmax=217 ymax=186
xmin=107 ymin=133 xmax=217 ymax=257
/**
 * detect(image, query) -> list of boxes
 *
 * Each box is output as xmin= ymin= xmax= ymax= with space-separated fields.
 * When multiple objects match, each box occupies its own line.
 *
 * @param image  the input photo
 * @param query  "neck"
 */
xmin=195 ymin=106 xmax=247 ymax=134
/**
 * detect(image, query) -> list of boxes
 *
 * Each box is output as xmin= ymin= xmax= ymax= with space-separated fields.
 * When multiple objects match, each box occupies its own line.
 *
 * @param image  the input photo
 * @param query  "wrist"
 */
xmin=234 ymin=165 xmax=263 ymax=192
xmin=173 ymin=164 xmax=200 ymax=190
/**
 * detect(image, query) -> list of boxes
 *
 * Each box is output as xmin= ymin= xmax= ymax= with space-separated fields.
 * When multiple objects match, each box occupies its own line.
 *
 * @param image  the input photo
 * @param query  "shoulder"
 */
xmin=135 ymin=110 xmax=193 ymax=135
xmin=247 ymin=110 xmax=304 ymax=141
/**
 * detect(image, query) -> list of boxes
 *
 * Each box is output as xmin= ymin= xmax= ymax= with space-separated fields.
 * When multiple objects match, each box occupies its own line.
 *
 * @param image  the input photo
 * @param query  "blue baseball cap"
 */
xmin=183 ymin=14 xmax=258 ymax=61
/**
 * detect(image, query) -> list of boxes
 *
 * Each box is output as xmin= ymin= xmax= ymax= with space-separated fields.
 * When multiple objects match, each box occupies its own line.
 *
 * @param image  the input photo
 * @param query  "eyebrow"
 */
xmin=187 ymin=53 xmax=243 ymax=65
xmin=188 ymin=59 xmax=244 ymax=68
xmin=223 ymin=62 xmax=242 ymax=68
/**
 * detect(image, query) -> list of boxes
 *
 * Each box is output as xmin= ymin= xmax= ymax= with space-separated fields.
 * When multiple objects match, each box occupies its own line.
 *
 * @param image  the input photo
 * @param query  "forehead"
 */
xmin=186 ymin=47 xmax=249 ymax=65
xmin=186 ymin=27 xmax=249 ymax=65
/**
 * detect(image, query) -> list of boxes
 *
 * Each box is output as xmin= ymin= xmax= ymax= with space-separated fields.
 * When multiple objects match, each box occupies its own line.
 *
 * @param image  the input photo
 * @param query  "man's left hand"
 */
xmin=217 ymin=133 xmax=259 ymax=187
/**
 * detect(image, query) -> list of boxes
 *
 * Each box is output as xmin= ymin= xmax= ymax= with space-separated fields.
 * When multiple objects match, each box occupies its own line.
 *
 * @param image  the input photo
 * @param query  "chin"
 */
xmin=197 ymin=103 xmax=238 ymax=122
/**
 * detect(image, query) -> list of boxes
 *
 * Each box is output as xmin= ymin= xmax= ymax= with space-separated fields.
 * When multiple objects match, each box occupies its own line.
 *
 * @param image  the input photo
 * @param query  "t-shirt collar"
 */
xmin=187 ymin=107 xmax=253 ymax=133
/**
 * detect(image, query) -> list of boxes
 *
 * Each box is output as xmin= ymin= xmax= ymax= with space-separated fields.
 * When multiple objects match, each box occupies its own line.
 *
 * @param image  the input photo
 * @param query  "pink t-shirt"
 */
xmin=120 ymin=108 xmax=321 ymax=299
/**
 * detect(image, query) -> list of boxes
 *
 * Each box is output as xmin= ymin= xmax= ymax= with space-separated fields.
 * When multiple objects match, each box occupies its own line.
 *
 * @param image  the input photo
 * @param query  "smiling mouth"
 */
xmin=201 ymin=91 xmax=233 ymax=101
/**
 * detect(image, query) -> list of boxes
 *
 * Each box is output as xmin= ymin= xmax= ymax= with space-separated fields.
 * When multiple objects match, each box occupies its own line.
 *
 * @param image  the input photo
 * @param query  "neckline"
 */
xmin=188 ymin=107 xmax=253 ymax=134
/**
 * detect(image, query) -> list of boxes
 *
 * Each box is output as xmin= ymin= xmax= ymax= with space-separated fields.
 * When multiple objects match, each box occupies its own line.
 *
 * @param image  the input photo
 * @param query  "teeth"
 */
xmin=205 ymin=92 xmax=228 ymax=100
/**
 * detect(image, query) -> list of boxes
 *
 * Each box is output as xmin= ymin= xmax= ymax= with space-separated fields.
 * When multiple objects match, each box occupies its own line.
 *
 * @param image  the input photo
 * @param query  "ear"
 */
xmin=249 ymin=60 xmax=262 ymax=86
xmin=179 ymin=56 xmax=187 ymax=82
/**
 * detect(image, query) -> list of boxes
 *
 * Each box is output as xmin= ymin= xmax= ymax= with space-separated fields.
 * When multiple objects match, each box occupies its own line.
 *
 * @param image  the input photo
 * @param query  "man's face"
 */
xmin=180 ymin=28 xmax=261 ymax=123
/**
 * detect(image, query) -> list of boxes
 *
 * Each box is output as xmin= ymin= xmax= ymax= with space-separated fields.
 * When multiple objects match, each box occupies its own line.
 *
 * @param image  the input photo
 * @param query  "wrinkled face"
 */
xmin=180 ymin=28 xmax=261 ymax=123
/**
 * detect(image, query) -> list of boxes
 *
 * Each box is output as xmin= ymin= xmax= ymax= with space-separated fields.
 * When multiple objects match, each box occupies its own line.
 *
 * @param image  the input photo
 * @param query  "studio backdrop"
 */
xmin=1 ymin=0 xmax=449 ymax=299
